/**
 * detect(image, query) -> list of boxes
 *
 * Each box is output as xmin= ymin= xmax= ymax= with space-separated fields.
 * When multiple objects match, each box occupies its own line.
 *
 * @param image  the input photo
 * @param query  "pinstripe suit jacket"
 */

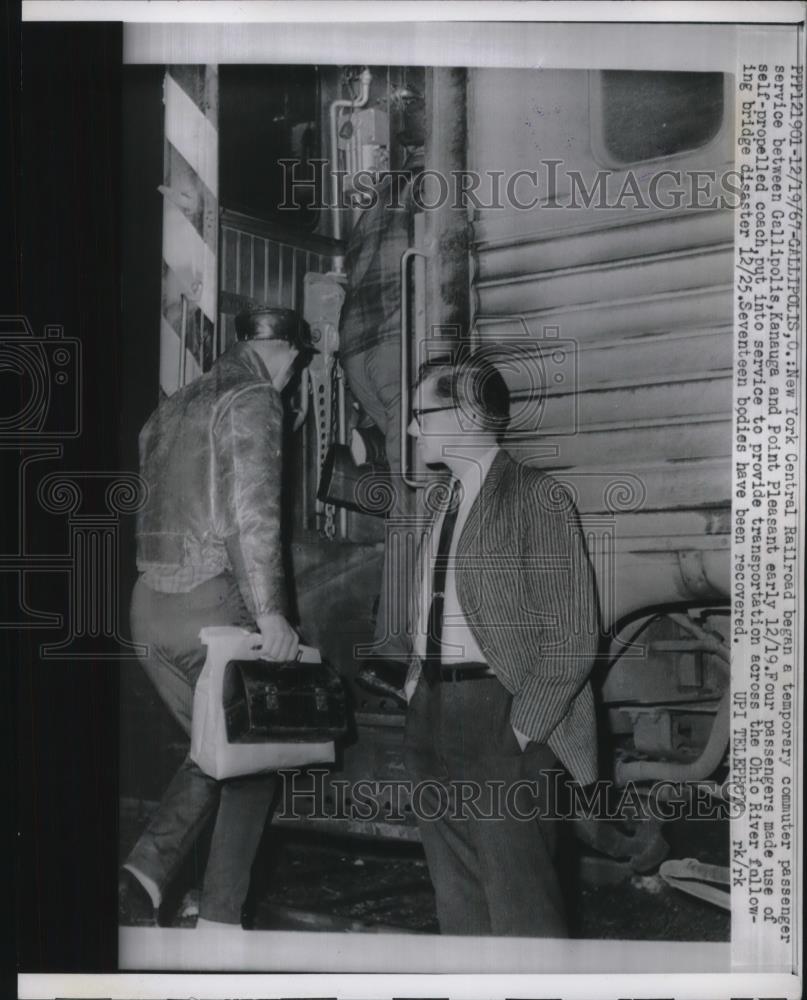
xmin=406 ymin=450 xmax=599 ymax=786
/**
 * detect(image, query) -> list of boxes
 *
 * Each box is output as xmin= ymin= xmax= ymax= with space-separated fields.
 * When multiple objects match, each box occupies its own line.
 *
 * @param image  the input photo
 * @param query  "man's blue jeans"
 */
xmin=124 ymin=574 xmax=276 ymax=924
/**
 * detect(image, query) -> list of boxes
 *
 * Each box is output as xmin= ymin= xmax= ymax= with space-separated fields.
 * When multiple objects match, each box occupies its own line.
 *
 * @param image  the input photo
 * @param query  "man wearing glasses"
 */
xmin=403 ymin=351 xmax=599 ymax=937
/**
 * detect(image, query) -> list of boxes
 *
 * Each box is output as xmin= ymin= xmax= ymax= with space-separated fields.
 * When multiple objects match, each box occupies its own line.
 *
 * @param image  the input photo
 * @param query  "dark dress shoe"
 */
xmin=118 ymin=868 xmax=158 ymax=927
xmin=355 ymin=660 xmax=408 ymax=705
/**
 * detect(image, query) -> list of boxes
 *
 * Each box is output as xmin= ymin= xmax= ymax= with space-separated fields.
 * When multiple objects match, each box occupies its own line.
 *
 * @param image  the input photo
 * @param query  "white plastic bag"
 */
xmin=190 ymin=625 xmax=336 ymax=779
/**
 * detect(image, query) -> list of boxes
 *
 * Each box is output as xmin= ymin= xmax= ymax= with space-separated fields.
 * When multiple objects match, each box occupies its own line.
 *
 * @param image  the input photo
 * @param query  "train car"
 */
xmin=121 ymin=60 xmax=734 ymax=899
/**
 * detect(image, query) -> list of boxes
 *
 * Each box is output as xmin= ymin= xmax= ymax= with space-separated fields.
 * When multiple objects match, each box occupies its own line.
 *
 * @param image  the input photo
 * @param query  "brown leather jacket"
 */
xmin=136 ymin=341 xmax=286 ymax=619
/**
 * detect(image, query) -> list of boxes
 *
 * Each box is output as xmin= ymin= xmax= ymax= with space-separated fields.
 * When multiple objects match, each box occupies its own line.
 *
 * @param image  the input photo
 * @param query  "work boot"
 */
xmin=355 ymin=660 xmax=408 ymax=705
xmin=118 ymin=868 xmax=158 ymax=927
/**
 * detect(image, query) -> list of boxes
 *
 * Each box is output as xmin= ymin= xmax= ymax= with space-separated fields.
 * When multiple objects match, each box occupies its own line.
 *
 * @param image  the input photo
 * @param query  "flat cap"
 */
xmin=234 ymin=305 xmax=318 ymax=353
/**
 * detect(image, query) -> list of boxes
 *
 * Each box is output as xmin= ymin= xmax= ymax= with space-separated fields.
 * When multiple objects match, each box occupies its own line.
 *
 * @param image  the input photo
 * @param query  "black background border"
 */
xmin=12 ymin=17 xmax=132 ymax=975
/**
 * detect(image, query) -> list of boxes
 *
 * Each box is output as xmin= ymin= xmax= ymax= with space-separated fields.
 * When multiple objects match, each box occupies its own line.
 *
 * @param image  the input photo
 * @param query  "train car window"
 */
xmin=219 ymin=65 xmax=322 ymax=229
xmin=594 ymin=70 xmax=725 ymax=165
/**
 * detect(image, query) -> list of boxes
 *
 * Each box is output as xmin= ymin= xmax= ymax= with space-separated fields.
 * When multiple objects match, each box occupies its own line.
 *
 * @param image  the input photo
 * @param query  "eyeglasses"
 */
xmin=410 ymin=405 xmax=459 ymax=425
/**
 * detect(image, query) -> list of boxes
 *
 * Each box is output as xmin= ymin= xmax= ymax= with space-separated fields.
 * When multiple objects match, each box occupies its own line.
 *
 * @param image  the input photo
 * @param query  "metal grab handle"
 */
xmin=400 ymin=247 xmax=429 ymax=488
xmin=336 ymin=360 xmax=347 ymax=537
xmin=292 ymin=365 xmax=310 ymax=432
xmin=246 ymin=635 xmax=322 ymax=664
xmin=178 ymin=293 xmax=189 ymax=390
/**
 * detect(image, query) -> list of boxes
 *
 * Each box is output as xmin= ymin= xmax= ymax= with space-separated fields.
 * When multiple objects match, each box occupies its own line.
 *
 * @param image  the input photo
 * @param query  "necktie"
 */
xmin=423 ymin=479 xmax=462 ymax=687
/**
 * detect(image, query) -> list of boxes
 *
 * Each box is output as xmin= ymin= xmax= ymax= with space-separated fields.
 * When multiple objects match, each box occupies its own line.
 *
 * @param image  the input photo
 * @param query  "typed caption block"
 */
xmin=731 ymin=48 xmax=803 ymax=974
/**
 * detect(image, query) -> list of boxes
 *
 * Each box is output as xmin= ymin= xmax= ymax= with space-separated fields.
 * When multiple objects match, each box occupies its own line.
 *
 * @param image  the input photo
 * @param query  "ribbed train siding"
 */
xmin=468 ymin=72 xmax=733 ymax=624
xmin=471 ymin=206 xmax=733 ymax=623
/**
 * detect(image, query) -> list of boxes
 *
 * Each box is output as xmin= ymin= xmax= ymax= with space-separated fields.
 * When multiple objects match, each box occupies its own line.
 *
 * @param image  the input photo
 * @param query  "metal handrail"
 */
xmin=400 ymin=247 xmax=429 ymax=488
xmin=220 ymin=209 xmax=345 ymax=259
xmin=292 ymin=366 xmax=310 ymax=432
xmin=336 ymin=359 xmax=348 ymax=537
xmin=178 ymin=293 xmax=188 ymax=389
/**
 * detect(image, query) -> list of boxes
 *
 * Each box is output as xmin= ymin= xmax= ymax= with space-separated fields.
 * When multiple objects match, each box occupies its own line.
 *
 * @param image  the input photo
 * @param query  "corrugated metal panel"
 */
xmin=474 ymin=285 xmax=733 ymax=344
xmin=468 ymin=72 xmax=733 ymax=619
xmin=472 ymin=212 xmax=733 ymax=472
xmin=476 ymin=206 xmax=734 ymax=269
xmin=471 ymin=205 xmax=733 ymax=618
xmin=481 ymin=326 xmax=732 ymax=399
xmin=500 ymin=455 xmax=731 ymax=515
xmin=477 ymin=245 xmax=733 ymax=315
xmin=518 ymin=417 xmax=729 ymax=467
xmin=516 ymin=378 xmax=732 ymax=432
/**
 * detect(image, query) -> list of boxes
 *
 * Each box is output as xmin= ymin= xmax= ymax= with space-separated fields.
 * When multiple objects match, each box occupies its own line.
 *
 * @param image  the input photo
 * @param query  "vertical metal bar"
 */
xmin=299 ymin=367 xmax=309 ymax=531
xmin=178 ymin=293 xmax=188 ymax=389
xmin=400 ymin=248 xmax=429 ymax=487
xmin=423 ymin=68 xmax=470 ymax=338
xmin=215 ymin=225 xmax=227 ymax=362
xmin=413 ymin=212 xmax=427 ymax=341
xmin=278 ymin=242 xmax=285 ymax=305
xmin=337 ymin=362 xmax=347 ymax=537
xmin=250 ymin=234 xmax=255 ymax=299
xmin=215 ymin=314 xmax=223 ymax=360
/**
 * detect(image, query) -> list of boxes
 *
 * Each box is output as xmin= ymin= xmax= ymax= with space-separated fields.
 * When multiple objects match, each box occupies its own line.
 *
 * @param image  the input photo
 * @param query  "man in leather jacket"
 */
xmin=119 ymin=306 xmax=316 ymax=928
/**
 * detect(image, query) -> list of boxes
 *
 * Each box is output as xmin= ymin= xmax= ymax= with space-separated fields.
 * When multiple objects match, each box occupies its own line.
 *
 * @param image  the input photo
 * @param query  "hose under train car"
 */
xmin=615 ymin=689 xmax=730 ymax=784
xmin=613 ymin=609 xmax=731 ymax=785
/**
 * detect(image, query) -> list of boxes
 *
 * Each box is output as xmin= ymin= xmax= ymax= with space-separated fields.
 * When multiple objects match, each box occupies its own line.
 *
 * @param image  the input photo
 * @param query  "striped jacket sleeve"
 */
xmin=509 ymin=476 xmax=599 ymax=743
